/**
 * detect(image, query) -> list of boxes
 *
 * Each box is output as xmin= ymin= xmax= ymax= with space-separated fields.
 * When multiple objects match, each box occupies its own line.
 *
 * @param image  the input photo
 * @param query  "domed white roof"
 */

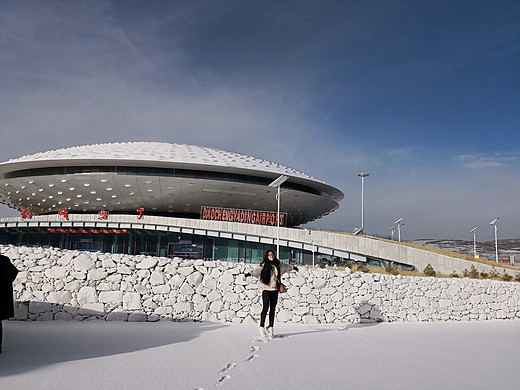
xmin=6 ymin=142 xmax=319 ymax=182
xmin=0 ymin=142 xmax=344 ymax=225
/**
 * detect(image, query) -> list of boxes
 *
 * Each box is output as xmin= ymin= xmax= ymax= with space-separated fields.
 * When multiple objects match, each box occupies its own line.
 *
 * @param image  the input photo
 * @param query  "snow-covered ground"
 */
xmin=1 ymin=320 xmax=519 ymax=389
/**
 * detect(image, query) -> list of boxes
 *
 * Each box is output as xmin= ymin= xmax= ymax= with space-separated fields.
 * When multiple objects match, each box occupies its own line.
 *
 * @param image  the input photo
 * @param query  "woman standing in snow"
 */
xmin=242 ymin=250 xmax=298 ymax=338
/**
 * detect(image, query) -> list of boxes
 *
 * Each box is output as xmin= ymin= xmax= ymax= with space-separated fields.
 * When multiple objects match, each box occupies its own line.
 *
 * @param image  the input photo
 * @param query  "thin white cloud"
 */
xmin=385 ymin=147 xmax=412 ymax=161
xmin=463 ymin=159 xmax=504 ymax=169
xmin=455 ymin=152 xmax=518 ymax=169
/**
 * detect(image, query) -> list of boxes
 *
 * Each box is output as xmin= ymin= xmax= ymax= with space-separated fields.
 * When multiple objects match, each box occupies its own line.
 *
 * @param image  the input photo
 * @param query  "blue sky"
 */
xmin=1 ymin=0 xmax=519 ymax=240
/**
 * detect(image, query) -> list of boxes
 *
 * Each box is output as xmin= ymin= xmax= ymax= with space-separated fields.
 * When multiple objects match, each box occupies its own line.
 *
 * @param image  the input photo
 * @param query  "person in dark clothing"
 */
xmin=243 ymin=250 xmax=298 ymax=338
xmin=0 ymin=254 xmax=18 ymax=353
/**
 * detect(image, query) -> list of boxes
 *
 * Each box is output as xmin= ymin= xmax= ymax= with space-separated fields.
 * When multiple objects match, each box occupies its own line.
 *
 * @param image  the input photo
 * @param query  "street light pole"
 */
xmin=357 ymin=172 xmax=370 ymax=235
xmin=312 ymin=240 xmax=315 ymax=268
xmin=490 ymin=218 xmax=500 ymax=262
xmin=268 ymin=175 xmax=289 ymax=258
xmin=395 ymin=218 xmax=403 ymax=242
xmin=470 ymin=227 xmax=478 ymax=258
xmin=307 ymin=229 xmax=316 ymax=268
xmin=389 ymin=225 xmax=396 ymax=240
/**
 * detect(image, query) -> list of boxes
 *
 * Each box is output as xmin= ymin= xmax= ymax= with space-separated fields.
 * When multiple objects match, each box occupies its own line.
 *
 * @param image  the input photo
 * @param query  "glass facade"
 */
xmin=0 ymin=228 xmax=299 ymax=264
xmin=0 ymin=227 xmax=416 ymax=269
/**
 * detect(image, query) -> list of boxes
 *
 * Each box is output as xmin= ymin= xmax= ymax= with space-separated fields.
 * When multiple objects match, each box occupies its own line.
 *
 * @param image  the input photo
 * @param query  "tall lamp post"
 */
xmin=470 ymin=227 xmax=478 ymax=258
xmin=389 ymin=225 xmax=396 ymax=240
xmin=395 ymin=218 xmax=404 ymax=242
xmin=355 ymin=172 xmax=370 ymax=235
xmin=268 ymin=175 xmax=289 ymax=258
xmin=307 ymin=229 xmax=316 ymax=268
xmin=489 ymin=218 xmax=500 ymax=262
xmin=312 ymin=239 xmax=315 ymax=268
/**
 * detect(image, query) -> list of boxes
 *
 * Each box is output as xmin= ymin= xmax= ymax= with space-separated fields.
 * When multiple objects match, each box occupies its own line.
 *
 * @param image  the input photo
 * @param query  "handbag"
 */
xmin=274 ymin=273 xmax=287 ymax=293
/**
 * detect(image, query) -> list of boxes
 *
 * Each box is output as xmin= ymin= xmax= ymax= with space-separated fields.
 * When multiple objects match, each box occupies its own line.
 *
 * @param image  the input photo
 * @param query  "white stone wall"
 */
xmin=2 ymin=245 xmax=519 ymax=323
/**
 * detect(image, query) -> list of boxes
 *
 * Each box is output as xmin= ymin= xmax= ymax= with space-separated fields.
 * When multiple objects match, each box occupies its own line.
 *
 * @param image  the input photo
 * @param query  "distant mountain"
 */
xmin=412 ymin=239 xmax=520 ymax=262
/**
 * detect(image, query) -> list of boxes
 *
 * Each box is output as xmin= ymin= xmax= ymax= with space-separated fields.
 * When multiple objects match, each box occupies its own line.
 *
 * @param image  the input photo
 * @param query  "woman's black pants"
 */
xmin=260 ymin=290 xmax=279 ymax=328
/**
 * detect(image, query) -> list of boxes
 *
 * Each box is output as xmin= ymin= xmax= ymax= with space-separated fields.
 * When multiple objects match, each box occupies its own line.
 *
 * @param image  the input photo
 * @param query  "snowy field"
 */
xmin=1 ymin=320 xmax=519 ymax=390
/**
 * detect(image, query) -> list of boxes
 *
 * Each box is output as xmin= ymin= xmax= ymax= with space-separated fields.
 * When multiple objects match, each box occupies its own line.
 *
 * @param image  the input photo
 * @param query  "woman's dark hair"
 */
xmin=260 ymin=250 xmax=281 ymax=286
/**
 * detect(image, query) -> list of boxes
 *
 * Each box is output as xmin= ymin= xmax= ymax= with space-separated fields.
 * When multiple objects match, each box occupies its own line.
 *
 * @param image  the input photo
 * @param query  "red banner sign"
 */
xmin=98 ymin=209 xmax=109 ymax=220
xmin=58 ymin=208 xmax=69 ymax=220
xmin=46 ymin=228 xmax=128 ymax=234
xmin=201 ymin=206 xmax=287 ymax=226
xmin=21 ymin=207 xmax=32 ymax=219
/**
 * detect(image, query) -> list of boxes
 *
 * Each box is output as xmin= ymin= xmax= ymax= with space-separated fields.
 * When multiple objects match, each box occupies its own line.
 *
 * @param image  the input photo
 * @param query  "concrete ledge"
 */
xmin=1 ymin=215 xmax=518 ymax=276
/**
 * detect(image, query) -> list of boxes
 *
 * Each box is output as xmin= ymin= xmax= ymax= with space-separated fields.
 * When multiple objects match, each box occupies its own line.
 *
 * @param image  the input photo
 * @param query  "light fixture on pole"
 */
xmin=389 ymin=225 xmax=397 ymax=241
xmin=489 ymin=218 xmax=500 ymax=262
xmin=355 ymin=172 xmax=370 ymax=235
xmin=470 ymin=227 xmax=478 ymax=258
xmin=268 ymin=175 xmax=289 ymax=258
xmin=312 ymin=239 xmax=315 ymax=268
xmin=394 ymin=218 xmax=404 ymax=242
xmin=307 ymin=229 xmax=316 ymax=268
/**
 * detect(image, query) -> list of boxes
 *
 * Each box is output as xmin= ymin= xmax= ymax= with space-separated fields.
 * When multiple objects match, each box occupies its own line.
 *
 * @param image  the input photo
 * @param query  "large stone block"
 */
xmin=136 ymin=257 xmax=158 ymax=269
xmin=78 ymin=287 xmax=98 ymax=305
xmin=45 ymin=266 xmax=67 ymax=279
xmin=88 ymin=269 xmax=108 ymax=281
xmin=313 ymin=278 xmax=327 ymax=289
xmin=218 ymin=271 xmax=235 ymax=285
xmin=210 ymin=301 xmax=224 ymax=312
xmin=187 ymin=271 xmax=203 ymax=286
xmin=47 ymin=291 xmax=72 ymax=305
xmin=169 ymin=274 xmax=184 ymax=288
xmin=74 ymin=254 xmax=96 ymax=272
xmin=152 ymin=284 xmax=170 ymax=294
xmin=36 ymin=312 xmax=54 ymax=321
xmin=117 ymin=265 xmax=132 ymax=274
xmin=102 ymin=259 xmax=117 ymax=268
xmin=179 ymin=282 xmax=194 ymax=295
xmin=178 ymin=265 xmax=194 ymax=276
xmin=128 ymin=312 xmax=147 ymax=322
xmin=57 ymin=252 xmax=75 ymax=266
xmin=223 ymin=291 xmax=239 ymax=303
xmin=14 ymin=302 xmax=29 ymax=319
xmin=106 ymin=311 xmax=128 ymax=321
xmin=150 ymin=270 xmax=165 ymax=285
xmin=123 ymin=292 xmax=141 ymax=310
xmin=54 ymin=312 xmax=74 ymax=321
xmin=293 ymin=306 xmax=310 ymax=316
xmin=99 ymin=291 xmax=123 ymax=304
xmin=331 ymin=291 xmax=343 ymax=302
xmin=79 ymin=303 xmax=104 ymax=316
xmin=173 ymin=302 xmax=193 ymax=313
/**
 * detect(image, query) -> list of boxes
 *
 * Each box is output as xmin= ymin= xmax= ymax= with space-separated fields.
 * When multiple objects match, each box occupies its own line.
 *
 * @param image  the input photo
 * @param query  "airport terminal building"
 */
xmin=0 ymin=142 xmax=345 ymax=264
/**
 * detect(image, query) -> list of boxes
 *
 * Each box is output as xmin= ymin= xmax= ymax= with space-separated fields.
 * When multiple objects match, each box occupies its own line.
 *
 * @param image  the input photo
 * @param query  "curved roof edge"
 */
xmin=0 ymin=142 xmax=345 ymax=202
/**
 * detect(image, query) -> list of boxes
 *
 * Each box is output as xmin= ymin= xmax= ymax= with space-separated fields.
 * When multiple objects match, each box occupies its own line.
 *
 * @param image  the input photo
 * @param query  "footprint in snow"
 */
xmin=309 ymin=325 xmax=348 ymax=331
xmin=245 ymin=354 xmax=258 ymax=362
xmin=267 ymin=334 xmax=289 ymax=340
xmin=218 ymin=363 xmax=236 ymax=374
xmin=215 ymin=375 xmax=231 ymax=387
